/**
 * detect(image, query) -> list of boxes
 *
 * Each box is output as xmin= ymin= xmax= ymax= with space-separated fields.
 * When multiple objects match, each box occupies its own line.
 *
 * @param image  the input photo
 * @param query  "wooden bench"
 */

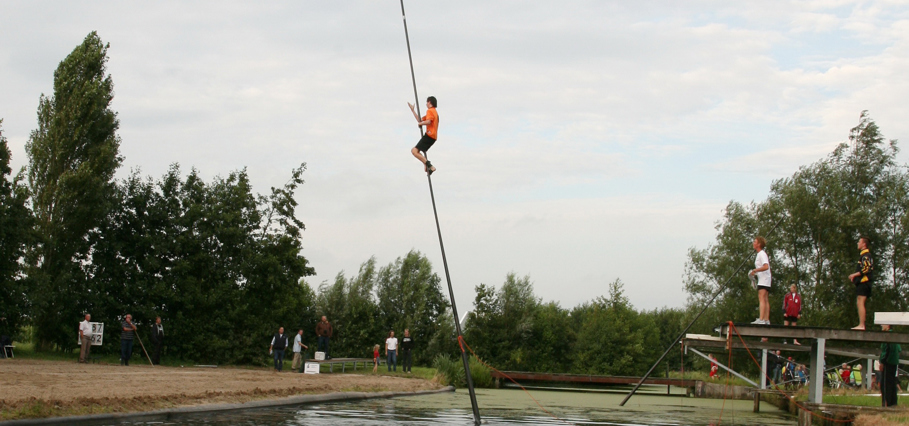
xmin=306 ymin=357 xmax=385 ymax=373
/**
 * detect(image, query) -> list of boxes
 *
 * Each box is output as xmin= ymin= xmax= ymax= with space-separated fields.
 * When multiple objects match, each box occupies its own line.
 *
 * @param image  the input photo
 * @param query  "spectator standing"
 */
xmin=386 ymin=331 xmax=398 ymax=372
xmin=120 ymin=314 xmax=137 ymax=366
xmin=150 ymin=316 xmax=164 ymax=365
xmin=401 ymin=329 xmax=414 ymax=374
xmin=880 ymin=324 xmax=901 ymax=407
xmin=782 ymin=284 xmax=802 ymax=345
xmin=270 ymin=327 xmax=288 ymax=372
xmin=771 ymin=350 xmax=784 ymax=384
xmin=292 ymin=329 xmax=308 ymax=373
xmin=839 ymin=363 xmax=851 ymax=386
xmin=848 ymin=236 xmax=873 ymax=330
xmin=749 ymin=236 xmax=772 ymax=325
xmin=373 ymin=344 xmax=380 ymax=373
xmin=79 ymin=314 xmax=93 ymax=363
xmin=315 ymin=316 xmax=333 ymax=359
xmin=708 ymin=354 xmax=718 ymax=379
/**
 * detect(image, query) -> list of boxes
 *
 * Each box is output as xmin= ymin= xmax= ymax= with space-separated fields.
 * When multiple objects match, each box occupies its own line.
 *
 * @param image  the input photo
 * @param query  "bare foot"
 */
xmin=761 ymin=338 xmax=768 ymax=342
xmin=851 ymin=325 xmax=865 ymax=330
xmin=793 ymin=340 xmax=801 ymax=345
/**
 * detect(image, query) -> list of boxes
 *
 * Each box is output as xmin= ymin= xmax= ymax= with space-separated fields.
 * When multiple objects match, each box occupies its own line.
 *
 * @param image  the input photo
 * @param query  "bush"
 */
xmin=432 ymin=354 xmax=493 ymax=388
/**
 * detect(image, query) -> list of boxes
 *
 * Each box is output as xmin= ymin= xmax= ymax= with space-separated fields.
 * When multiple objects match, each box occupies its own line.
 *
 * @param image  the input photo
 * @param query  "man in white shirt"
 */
xmin=79 ymin=314 xmax=93 ymax=363
xmin=749 ymin=236 xmax=772 ymax=325
xmin=385 ymin=331 xmax=399 ymax=372
xmin=291 ymin=329 xmax=308 ymax=373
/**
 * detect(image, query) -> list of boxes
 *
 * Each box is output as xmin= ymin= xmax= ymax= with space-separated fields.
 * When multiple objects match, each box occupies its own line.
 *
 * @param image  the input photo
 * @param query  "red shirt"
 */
xmin=840 ymin=369 xmax=850 ymax=382
xmin=783 ymin=292 xmax=802 ymax=317
xmin=374 ymin=349 xmax=379 ymax=359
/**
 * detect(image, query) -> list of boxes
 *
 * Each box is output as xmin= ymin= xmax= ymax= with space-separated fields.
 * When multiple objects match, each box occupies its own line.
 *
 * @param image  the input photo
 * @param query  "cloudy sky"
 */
xmin=2 ymin=1 xmax=907 ymax=313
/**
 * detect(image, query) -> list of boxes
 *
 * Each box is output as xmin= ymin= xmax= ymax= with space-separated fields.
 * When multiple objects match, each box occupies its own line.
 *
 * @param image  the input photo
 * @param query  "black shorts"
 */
xmin=757 ymin=285 xmax=770 ymax=293
xmin=855 ymin=281 xmax=871 ymax=297
xmin=415 ymin=135 xmax=436 ymax=153
xmin=784 ymin=315 xmax=798 ymax=323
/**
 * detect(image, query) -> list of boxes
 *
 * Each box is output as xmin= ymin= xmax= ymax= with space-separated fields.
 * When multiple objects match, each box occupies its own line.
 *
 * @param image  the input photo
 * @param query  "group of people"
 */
xmin=374 ymin=329 xmax=414 ymax=373
xmin=266 ymin=316 xmax=417 ymax=374
xmin=77 ymin=313 xmax=165 ymax=366
xmin=269 ymin=316 xmax=332 ymax=372
xmin=749 ymin=235 xmax=873 ymax=331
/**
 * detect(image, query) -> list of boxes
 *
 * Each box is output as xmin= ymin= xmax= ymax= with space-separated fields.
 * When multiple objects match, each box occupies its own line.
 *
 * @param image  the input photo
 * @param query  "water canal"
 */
xmin=107 ymin=387 xmax=797 ymax=425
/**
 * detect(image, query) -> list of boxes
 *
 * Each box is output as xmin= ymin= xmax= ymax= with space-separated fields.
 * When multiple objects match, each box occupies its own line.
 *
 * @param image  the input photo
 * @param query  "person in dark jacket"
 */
xmin=150 ymin=316 xmax=164 ymax=365
xmin=270 ymin=327 xmax=288 ymax=372
xmin=401 ymin=329 xmax=414 ymax=373
xmin=315 ymin=316 xmax=332 ymax=359
xmin=880 ymin=324 xmax=901 ymax=407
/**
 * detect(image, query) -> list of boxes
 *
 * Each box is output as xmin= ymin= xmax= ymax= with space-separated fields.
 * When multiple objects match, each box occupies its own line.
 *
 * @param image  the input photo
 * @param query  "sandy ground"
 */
xmin=0 ymin=359 xmax=442 ymax=419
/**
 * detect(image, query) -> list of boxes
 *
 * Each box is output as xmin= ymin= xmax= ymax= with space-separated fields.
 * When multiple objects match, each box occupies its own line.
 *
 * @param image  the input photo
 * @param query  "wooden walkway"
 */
xmin=490 ymin=371 xmax=697 ymax=387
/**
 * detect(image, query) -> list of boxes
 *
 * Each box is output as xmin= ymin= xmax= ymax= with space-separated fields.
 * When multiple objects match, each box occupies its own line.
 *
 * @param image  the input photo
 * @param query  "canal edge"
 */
xmin=0 ymin=386 xmax=456 ymax=426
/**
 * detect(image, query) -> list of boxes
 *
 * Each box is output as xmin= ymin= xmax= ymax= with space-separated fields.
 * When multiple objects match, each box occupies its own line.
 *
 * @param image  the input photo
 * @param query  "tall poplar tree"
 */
xmin=26 ymin=32 xmax=122 ymax=349
xmin=0 ymin=120 xmax=32 ymax=337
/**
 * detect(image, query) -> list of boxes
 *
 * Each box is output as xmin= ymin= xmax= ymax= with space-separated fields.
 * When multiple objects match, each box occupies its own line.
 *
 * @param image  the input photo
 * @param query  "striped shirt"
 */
xmin=121 ymin=320 xmax=135 ymax=340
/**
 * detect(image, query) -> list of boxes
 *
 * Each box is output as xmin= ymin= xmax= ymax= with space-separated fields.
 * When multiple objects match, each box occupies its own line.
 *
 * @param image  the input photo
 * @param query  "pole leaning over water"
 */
xmin=619 ymin=214 xmax=787 ymax=406
xmin=400 ymin=2 xmax=481 ymax=424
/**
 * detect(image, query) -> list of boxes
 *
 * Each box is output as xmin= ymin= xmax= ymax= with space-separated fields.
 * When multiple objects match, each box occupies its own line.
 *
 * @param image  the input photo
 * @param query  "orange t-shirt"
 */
xmin=423 ymin=107 xmax=439 ymax=140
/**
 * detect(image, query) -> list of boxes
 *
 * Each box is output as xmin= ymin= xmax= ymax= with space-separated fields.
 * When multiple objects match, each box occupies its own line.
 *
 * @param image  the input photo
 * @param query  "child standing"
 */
xmin=373 ymin=344 xmax=380 ymax=373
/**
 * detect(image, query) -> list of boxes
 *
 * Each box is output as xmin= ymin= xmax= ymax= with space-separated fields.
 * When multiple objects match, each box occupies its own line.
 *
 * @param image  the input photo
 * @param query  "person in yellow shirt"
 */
xmin=408 ymin=96 xmax=439 ymax=175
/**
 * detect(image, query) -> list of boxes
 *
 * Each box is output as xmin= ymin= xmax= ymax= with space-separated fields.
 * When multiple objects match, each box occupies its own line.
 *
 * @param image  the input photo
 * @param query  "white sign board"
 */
xmin=77 ymin=322 xmax=104 ymax=346
xmin=304 ymin=362 xmax=320 ymax=374
xmin=314 ymin=351 xmax=326 ymax=360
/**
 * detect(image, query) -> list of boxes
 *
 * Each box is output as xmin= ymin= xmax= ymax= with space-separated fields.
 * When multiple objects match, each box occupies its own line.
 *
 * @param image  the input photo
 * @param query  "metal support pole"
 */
xmin=808 ymin=337 xmax=825 ymax=403
xmin=867 ymin=358 xmax=873 ymax=390
xmin=761 ymin=349 xmax=768 ymax=390
xmin=688 ymin=347 xmax=758 ymax=387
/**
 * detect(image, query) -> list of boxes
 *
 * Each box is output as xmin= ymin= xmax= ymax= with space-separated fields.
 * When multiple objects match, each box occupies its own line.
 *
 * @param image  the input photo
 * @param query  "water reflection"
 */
xmin=112 ymin=387 xmax=796 ymax=425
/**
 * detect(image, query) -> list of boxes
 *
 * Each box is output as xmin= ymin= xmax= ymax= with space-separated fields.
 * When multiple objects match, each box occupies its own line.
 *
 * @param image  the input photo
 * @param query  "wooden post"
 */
xmin=753 ymin=391 xmax=760 ymax=412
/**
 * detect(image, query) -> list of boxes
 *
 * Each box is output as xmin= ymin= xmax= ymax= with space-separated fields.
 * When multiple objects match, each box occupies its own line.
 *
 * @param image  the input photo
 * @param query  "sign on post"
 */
xmin=304 ymin=362 xmax=320 ymax=374
xmin=77 ymin=322 xmax=104 ymax=346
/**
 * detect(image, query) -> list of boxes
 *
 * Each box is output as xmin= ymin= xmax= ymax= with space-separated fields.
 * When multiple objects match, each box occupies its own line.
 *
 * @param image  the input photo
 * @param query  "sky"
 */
xmin=2 ymin=1 xmax=908 ymax=314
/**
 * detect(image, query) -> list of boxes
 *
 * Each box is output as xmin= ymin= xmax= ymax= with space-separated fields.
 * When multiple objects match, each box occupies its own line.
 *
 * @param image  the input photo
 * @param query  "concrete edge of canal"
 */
xmin=0 ymin=386 xmax=457 ymax=426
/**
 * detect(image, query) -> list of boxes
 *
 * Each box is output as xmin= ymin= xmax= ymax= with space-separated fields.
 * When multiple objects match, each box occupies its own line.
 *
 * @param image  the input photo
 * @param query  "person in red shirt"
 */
xmin=709 ymin=354 xmax=719 ymax=379
xmin=783 ymin=284 xmax=802 ymax=345
xmin=372 ymin=344 xmax=380 ymax=373
xmin=840 ymin=363 xmax=851 ymax=385
xmin=408 ymin=96 xmax=439 ymax=175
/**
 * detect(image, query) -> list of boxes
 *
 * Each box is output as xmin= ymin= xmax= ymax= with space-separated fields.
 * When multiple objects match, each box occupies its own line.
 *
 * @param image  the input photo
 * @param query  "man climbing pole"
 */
xmin=408 ymin=96 xmax=438 ymax=175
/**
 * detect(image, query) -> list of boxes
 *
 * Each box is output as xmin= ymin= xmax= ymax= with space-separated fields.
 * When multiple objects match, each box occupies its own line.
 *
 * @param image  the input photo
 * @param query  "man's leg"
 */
xmin=80 ymin=336 xmax=88 ymax=363
xmin=411 ymin=147 xmax=427 ymax=166
xmin=274 ymin=350 xmax=280 ymax=371
xmin=856 ymin=295 xmax=867 ymax=329
xmin=791 ymin=322 xmax=800 ymax=345
xmin=404 ymin=349 xmax=412 ymax=372
xmin=325 ymin=338 xmax=330 ymax=359
xmin=760 ymin=289 xmax=770 ymax=321
xmin=125 ymin=340 xmax=134 ymax=365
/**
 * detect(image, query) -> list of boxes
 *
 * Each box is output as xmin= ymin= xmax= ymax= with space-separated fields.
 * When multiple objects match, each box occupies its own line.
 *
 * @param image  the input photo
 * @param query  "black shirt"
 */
xmin=402 ymin=336 xmax=414 ymax=351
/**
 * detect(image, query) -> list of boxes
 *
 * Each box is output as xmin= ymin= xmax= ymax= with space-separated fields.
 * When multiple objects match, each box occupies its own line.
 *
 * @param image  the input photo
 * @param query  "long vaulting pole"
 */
xmin=620 ymin=215 xmax=787 ymax=406
xmin=399 ymin=2 xmax=481 ymax=424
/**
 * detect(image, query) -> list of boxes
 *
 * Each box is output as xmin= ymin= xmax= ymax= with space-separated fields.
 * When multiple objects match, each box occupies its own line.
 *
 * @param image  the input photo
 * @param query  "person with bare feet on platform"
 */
xmin=408 ymin=96 xmax=438 ymax=175
xmin=782 ymin=284 xmax=802 ymax=345
xmin=749 ymin=236 xmax=771 ymax=326
xmin=848 ymin=236 xmax=873 ymax=330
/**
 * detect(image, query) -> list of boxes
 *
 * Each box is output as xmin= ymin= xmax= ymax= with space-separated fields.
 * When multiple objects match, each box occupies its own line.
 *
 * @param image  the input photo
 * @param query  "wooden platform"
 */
xmin=305 ymin=357 xmax=384 ymax=373
xmin=719 ymin=323 xmax=909 ymax=343
xmin=490 ymin=371 xmax=697 ymax=387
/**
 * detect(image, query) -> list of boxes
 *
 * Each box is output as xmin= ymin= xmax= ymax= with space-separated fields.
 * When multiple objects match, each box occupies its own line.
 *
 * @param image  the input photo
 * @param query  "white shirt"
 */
xmin=293 ymin=334 xmax=302 ymax=353
xmin=79 ymin=320 xmax=93 ymax=337
xmin=386 ymin=337 xmax=398 ymax=351
xmin=755 ymin=250 xmax=771 ymax=287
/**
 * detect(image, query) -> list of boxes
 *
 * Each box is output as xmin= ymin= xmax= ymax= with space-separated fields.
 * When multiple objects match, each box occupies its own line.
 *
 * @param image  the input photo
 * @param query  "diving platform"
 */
xmin=707 ymin=318 xmax=909 ymax=404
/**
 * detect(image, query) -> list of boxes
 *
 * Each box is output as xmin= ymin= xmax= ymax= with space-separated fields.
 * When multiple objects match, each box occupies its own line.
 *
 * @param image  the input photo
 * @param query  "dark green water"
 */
xmin=111 ymin=388 xmax=797 ymax=425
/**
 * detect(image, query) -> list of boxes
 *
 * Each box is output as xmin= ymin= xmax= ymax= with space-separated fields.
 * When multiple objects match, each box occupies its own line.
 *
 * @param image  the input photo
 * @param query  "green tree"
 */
xmin=25 ymin=32 xmax=122 ymax=350
xmin=0 ymin=120 xmax=33 ymax=337
xmin=685 ymin=111 xmax=909 ymax=331
xmin=573 ymin=279 xmax=660 ymax=376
